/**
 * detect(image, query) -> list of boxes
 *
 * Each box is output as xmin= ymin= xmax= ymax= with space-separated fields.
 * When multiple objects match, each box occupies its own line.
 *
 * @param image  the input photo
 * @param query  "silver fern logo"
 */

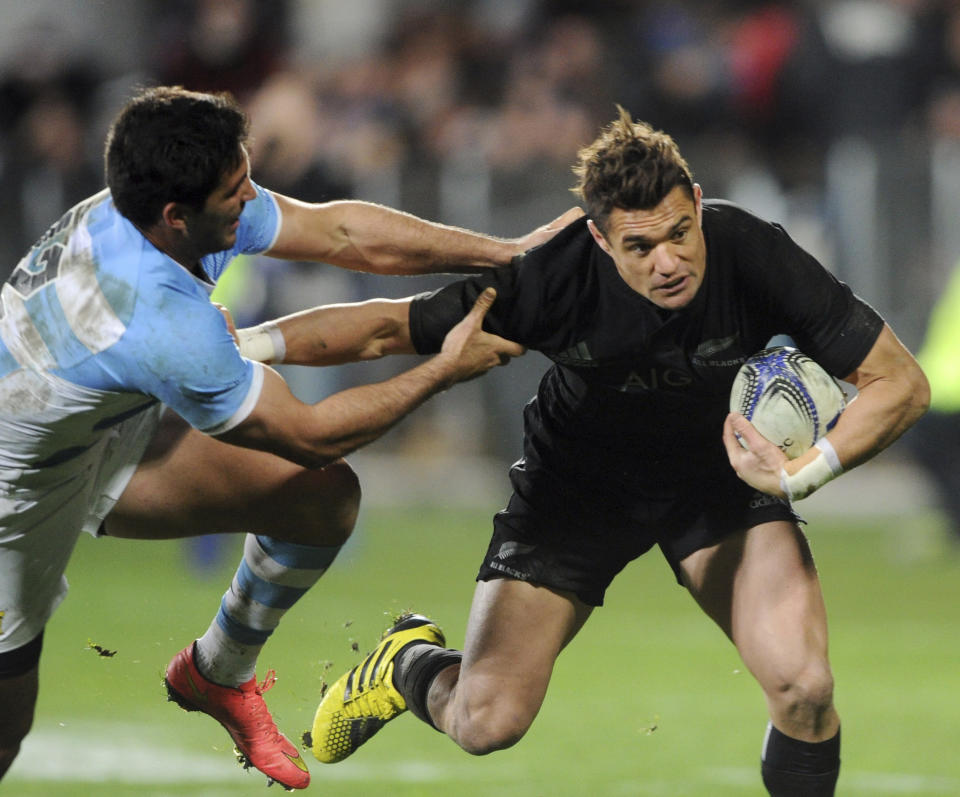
xmin=694 ymin=334 xmax=739 ymax=358
xmin=495 ymin=542 xmax=537 ymax=560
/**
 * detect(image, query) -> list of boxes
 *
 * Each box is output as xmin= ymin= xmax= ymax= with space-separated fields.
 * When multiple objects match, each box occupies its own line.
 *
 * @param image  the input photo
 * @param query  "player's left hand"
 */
xmin=439 ymin=288 xmax=526 ymax=383
xmin=722 ymin=412 xmax=789 ymax=498
xmin=513 ymin=207 xmax=585 ymax=252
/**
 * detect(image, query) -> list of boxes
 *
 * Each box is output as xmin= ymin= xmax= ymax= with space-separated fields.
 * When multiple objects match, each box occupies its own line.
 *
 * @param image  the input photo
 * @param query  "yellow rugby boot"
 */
xmin=310 ymin=613 xmax=444 ymax=763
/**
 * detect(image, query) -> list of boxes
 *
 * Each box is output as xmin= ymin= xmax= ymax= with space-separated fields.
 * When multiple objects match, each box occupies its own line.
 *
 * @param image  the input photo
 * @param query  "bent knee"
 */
xmin=451 ymin=702 xmax=533 ymax=756
xmin=456 ymin=722 xmax=529 ymax=757
xmin=320 ymin=459 xmax=362 ymax=517
xmin=767 ymin=662 xmax=835 ymax=724
xmin=300 ymin=460 xmax=361 ymax=544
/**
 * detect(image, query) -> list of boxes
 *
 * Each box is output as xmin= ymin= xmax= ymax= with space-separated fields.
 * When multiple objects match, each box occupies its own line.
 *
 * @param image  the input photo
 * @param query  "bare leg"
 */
xmin=679 ymin=520 xmax=838 ymax=741
xmin=105 ymin=410 xmax=359 ymax=544
xmin=0 ymin=667 xmax=38 ymax=780
xmin=429 ymin=578 xmax=592 ymax=755
xmin=103 ymin=412 xmax=360 ymax=789
xmin=105 ymin=414 xmax=360 ymax=683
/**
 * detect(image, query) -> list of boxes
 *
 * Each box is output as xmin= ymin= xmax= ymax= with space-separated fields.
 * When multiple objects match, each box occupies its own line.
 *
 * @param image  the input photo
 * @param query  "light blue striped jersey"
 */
xmin=0 ymin=182 xmax=280 ymax=474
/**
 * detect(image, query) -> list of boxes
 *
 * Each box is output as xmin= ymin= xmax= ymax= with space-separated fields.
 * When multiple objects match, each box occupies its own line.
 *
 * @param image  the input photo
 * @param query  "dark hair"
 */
xmin=104 ymin=86 xmax=250 ymax=228
xmin=571 ymin=106 xmax=694 ymax=234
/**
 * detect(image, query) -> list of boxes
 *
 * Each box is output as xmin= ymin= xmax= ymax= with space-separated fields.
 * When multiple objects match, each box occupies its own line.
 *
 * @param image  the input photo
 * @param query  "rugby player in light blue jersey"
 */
xmin=0 ymin=86 xmax=580 ymax=790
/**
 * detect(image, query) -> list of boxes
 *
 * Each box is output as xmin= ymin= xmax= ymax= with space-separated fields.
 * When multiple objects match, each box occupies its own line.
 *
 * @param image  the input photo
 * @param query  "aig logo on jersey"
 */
xmin=616 ymin=335 xmax=746 ymax=392
xmin=618 ymin=366 xmax=693 ymax=392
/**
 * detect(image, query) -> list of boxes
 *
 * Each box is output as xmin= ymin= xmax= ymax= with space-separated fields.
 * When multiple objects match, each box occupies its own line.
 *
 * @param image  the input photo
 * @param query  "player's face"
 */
xmin=187 ymin=147 xmax=257 ymax=254
xmin=588 ymin=184 xmax=706 ymax=311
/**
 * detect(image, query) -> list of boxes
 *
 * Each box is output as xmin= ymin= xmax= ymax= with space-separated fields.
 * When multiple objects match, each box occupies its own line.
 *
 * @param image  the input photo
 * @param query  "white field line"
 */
xmin=9 ymin=722 xmax=242 ymax=783
xmin=9 ymin=723 xmax=959 ymax=794
xmin=7 ymin=721 xmax=455 ymax=784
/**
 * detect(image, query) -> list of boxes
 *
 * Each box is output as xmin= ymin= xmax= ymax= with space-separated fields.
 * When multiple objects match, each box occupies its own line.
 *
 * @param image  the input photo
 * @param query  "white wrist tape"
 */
xmin=237 ymin=322 xmax=286 ymax=364
xmin=779 ymin=438 xmax=844 ymax=502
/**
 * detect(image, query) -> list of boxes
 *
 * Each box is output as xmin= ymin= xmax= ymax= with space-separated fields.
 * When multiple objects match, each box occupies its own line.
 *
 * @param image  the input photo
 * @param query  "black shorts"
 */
xmin=477 ymin=477 xmax=800 ymax=606
xmin=0 ymin=631 xmax=44 ymax=678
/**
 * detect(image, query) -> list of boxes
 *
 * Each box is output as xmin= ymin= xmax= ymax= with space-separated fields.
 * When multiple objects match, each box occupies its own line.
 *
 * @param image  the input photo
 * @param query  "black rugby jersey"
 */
xmin=409 ymin=201 xmax=884 ymax=505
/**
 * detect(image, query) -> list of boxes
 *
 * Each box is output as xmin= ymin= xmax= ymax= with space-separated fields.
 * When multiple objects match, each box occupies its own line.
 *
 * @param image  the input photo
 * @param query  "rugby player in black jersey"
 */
xmin=269 ymin=108 xmax=928 ymax=795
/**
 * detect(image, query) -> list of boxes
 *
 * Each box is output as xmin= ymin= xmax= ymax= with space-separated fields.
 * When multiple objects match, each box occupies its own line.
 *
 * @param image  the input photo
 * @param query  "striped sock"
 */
xmin=194 ymin=533 xmax=341 ymax=686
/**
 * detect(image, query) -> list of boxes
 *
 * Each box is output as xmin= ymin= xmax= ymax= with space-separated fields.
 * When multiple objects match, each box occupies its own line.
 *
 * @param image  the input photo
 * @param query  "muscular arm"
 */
xmin=219 ymin=289 xmax=524 ymax=467
xmin=249 ymin=298 xmax=416 ymax=366
xmin=724 ymin=324 xmax=930 ymax=497
xmin=265 ymin=193 xmax=583 ymax=274
xmin=825 ymin=323 xmax=930 ymax=469
xmin=218 ymin=357 xmax=456 ymax=467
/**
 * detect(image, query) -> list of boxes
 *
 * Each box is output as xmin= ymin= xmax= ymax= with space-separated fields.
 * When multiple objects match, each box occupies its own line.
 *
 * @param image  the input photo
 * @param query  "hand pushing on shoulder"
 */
xmin=437 ymin=288 xmax=526 ymax=384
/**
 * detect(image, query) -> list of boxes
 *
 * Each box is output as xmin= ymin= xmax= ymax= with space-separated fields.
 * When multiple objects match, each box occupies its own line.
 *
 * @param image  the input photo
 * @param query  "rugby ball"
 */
xmin=729 ymin=347 xmax=845 ymax=458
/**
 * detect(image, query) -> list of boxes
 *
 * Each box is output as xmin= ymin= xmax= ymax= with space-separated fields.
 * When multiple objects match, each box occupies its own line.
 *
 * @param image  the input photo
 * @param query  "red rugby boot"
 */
xmin=165 ymin=642 xmax=310 ymax=790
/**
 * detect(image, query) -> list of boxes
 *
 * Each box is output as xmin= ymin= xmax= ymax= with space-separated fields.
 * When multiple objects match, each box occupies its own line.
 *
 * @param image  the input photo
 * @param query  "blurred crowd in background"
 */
xmin=2 ymin=0 xmax=960 ymax=479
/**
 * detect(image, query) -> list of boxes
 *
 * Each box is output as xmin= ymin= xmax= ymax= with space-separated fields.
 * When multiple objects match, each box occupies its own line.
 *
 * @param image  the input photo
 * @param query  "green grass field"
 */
xmin=6 ymin=504 xmax=960 ymax=796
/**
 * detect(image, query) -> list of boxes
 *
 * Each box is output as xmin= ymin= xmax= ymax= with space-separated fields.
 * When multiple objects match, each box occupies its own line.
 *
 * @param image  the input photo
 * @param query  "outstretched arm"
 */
xmin=236 ymin=298 xmax=416 ymax=366
xmin=723 ymin=324 xmax=930 ymax=499
xmin=265 ymin=193 xmax=583 ymax=274
xmin=219 ymin=288 xmax=525 ymax=468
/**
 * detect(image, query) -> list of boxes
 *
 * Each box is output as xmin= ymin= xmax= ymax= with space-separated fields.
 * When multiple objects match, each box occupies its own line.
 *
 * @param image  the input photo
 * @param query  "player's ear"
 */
xmin=693 ymin=183 xmax=703 ymax=225
xmin=587 ymin=219 xmax=613 ymax=256
xmin=160 ymin=201 xmax=190 ymax=232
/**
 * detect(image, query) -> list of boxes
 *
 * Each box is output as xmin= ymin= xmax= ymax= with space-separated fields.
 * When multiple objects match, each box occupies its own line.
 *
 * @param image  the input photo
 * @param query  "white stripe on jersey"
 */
xmin=203 ymin=360 xmax=265 ymax=436
xmin=0 ymin=283 xmax=57 ymax=371
xmin=56 ymin=222 xmax=126 ymax=355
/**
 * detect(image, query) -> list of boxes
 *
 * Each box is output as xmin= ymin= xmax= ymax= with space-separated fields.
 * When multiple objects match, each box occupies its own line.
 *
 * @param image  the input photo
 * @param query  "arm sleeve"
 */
xmin=750 ymin=222 xmax=884 ymax=377
xmin=108 ymin=279 xmax=263 ymax=433
xmin=409 ymin=258 xmax=539 ymax=354
xmin=409 ymin=217 xmax=596 ymax=354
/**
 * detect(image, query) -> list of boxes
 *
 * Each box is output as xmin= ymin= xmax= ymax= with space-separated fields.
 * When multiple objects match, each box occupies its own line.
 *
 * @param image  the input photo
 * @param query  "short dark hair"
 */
xmin=104 ymin=86 xmax=250 ymax=228
xmin=571 ymin=106 xmax=694 ymax=234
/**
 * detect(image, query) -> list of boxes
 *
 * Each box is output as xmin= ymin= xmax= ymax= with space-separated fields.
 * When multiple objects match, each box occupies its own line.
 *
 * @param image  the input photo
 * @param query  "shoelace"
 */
xmin=255 ymin=669 xmax=278 ymax=695
xmin=238 ymin=669 xmax=284 ymax=743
